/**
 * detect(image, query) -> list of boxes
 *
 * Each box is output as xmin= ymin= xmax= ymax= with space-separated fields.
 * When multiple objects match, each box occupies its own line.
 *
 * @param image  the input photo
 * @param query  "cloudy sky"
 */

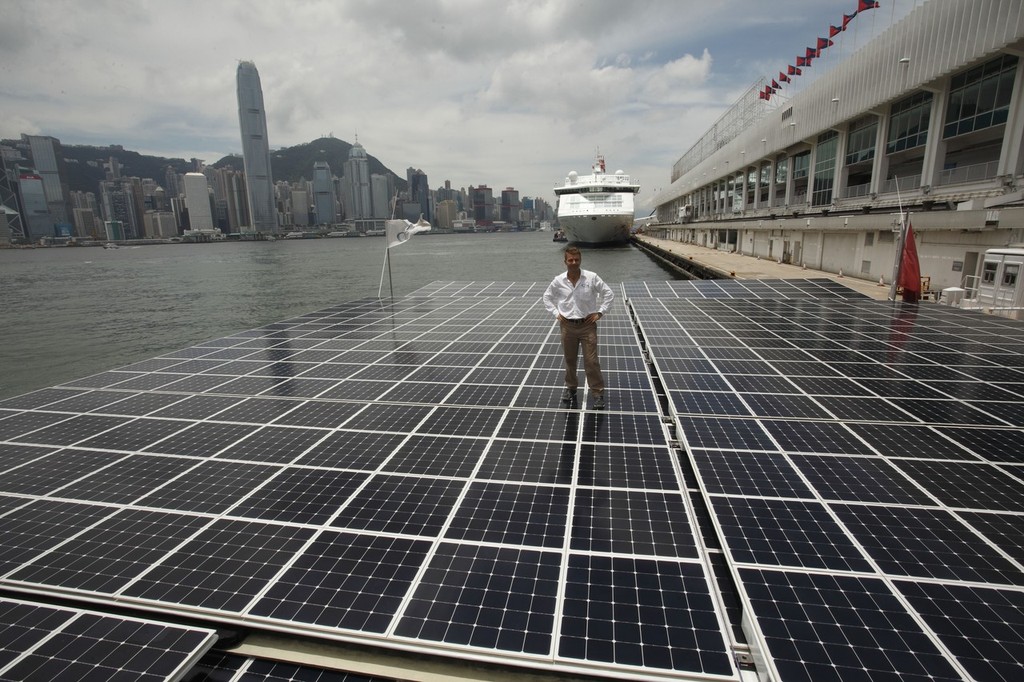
xmin=2 ymin=0 xmax=922 ymax=210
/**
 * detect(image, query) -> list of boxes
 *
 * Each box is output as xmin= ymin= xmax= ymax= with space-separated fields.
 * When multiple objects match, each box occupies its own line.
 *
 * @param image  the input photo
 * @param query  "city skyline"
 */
xmin=1 ymin=1 xmax=922 ymax=211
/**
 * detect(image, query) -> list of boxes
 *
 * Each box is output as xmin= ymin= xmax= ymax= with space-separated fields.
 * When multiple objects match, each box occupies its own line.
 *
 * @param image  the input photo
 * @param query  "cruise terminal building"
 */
xmin=650 ymin=0 xmax=1024 ymax=300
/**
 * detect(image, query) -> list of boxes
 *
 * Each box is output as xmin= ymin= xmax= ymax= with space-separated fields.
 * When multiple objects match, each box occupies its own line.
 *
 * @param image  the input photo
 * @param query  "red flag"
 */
xmin=779 ymin=72 xmax=791 ymax=83
xmin=788 ymin=64 xmax=802 ymax=76
xmin=858 ymin=0 xmax=880 ymax=12
xmin=806 ymin=47 xmax=819 ymax=58
xmin=817 ymin=37 xmax=834 ymax=51
xmin=771 ymin=78 xmax=780 ymax=89
xmin=843 ymin=12 xmax=858 ymax=28
xmin=829 ymin=24 xmax=843 ymax=37
xmin=898 ymin=220 xmax=921 ymax=303
xmin=797 ymin=56 xmax=809 ymax=67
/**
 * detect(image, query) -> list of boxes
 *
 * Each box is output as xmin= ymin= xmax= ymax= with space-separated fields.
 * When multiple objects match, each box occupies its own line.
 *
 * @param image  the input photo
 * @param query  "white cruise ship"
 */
xmin=553 ymin=154 xmax=640 ymax=245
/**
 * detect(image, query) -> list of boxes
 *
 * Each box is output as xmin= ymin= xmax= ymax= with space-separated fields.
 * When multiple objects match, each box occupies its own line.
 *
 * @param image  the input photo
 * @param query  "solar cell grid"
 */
xmin=6 ymin=509 xmax=210 ymax=593
xmin=333 ymin=474 xmax=464 ymax=537
xmin=123 ymin=519 xmax=316 ymax=612
xmin=709 ymin=496 xmax=873 ymax=571
xmin=297 ymin=430 xmax=404 ymax=470
xmin=691 ymin=449 xmax=813 ymax=499
xmin=135 ymin=460 xmax=281 ymax=514
xmin=214 ymin=425 xmax=329 ymax=464
xmin=0 ymin=387 xmax=86 ymax=410
xmin=558 ymin=554 xmax=732 ymax=674
xmin=446 ymin=482 xmax=570 ymax=548
xmin=890 ymin=460 xmax=1024 ymax=511
xmin=740 ymin=568 xmax=964 ymax=682
xmin=897 ymin=580 xmax=1024 ymax=682
xmin=76 ymin=417 xmax=191 ymax=451
xmin=250 ymin=531 xmax=431 ymax=633
xmin=848 ymin=422 xmax=977 ymax=460
xmin=443 ymin=383 xmax=518 ymax=407
xmin=142 ymin=421 xmax=259 ymax=457
xmin=51 ymin=454 xmax=200 ymax=505
xmin=11 ymin=413 xmax=131 ymax=447
xmin=832 ymin=504 xmax=1024 ymax=584
xmin=0 ymin=500 xmax=118 ymax=575
xmin=0 ymin=443 xmax=56 ymax=473
xmin=382 ymin=434 xmax=486 ymax=477
xmin=677 ymin=416 xmax=776 ymax=451
xmin=0 ymin=449 xmax=124 ymax=496
xmin=476 ymin=439 xmax=576 ymax=484
xmin=0 ymin=598 xmax=217 ymax=682
xmin=792 ymin=455 xmax=939 ymax=504
xmin=227 ymin=467 xmax=366 ymax=525
xmin=673 ymin=391 xmax=752 ymax=417
xmin=416 ymin=405 xmax=504 ymax=437
xmin=571 ymin=488 xmax=697 ymax=556
xmin=41 ymin=389 xmax=140 ymax=413
xmin=393 ymin=543 xmax=560 ymax=655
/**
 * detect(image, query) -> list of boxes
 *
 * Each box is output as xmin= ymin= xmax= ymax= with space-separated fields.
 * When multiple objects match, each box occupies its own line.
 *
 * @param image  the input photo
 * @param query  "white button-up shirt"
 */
xmin=543 ymin=269 xmax=614 ymax=319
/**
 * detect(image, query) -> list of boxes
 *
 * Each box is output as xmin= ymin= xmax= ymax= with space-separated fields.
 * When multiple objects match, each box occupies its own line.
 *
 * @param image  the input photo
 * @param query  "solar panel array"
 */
xmin=0 ymin=292 xmax=737 ymax=681
xmin=623 ymin=277 xmax=869 ymax=300
xmin=632 ymin=296 xmax=1024 ymax=682
xmin=1 ymin=280 xmax=1022 ymax=681
xmin=0 ymin=595 xmax=216 ymax=681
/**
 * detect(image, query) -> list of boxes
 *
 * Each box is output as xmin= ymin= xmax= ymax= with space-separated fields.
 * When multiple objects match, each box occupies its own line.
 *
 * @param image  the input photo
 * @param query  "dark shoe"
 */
xmin=561 ymin=388 xmax=577 ymax=404
xmin=592 ymin=393 xmax=605 ymax=410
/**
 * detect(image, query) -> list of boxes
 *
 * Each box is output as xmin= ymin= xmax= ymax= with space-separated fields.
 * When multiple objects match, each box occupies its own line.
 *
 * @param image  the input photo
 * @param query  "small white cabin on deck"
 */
xmin=961 ymin=247 xmax=1024 ymax=319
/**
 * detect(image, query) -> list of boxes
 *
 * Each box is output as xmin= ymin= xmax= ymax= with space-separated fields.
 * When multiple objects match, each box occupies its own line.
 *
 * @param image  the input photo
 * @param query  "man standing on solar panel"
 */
xmin=543 ymin=245 xmax=613 ymax=409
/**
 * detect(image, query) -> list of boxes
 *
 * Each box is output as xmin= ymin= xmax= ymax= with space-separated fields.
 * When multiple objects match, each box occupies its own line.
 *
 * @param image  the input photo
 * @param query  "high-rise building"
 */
xmin=370 ymin=174 xmax=391 ymax=220
xmin=407 ymin=167 xmax=431 ymax=221
xmin=470 ymin=185 xmax=495 ymax=225
xmin=342 ymin=140 xmax=373 ymax=231
xmin=290 ymin=187 xmax=310 ymax=227
xmin=22 ymin=134 xmax=71 ymax=230
xmin=17 ymin=173 xmax=51 ymax=240
xmin=1 ymin=147 xmax=27 ymax=241
xmin=236 ymin=60 xmax=278 ymax=233
xmin=500 ymin=187 xmax=520 ymax=224
xmin=99 ymin=181 xmax=141 ymax=239
xmin=312 ymin=161 xmax=336 ymax=225
xmin=183 ymin=173 xmax=214 ymax=231
xmin=144 ymin=211 xmax=178 ymax=239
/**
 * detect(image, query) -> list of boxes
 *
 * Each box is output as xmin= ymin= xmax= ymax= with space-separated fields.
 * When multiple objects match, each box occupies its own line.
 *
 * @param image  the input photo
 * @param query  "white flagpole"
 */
xmin=377 ymin=191 xmax=400 ymax=299
xmin=888 ymin=177 xmax=907 ymax=301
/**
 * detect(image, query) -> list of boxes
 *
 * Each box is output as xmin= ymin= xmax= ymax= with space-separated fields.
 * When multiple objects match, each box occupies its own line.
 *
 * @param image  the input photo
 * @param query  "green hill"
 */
xmin=4 ymin=137 xmax=405 ymax=194
xmin=214 ymin=136 xmax=406 ymax=191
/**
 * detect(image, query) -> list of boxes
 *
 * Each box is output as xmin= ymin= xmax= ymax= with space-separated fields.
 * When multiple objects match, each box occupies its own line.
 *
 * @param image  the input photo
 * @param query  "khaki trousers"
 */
xmin=559 ymin=319 xmax=604 ymax=393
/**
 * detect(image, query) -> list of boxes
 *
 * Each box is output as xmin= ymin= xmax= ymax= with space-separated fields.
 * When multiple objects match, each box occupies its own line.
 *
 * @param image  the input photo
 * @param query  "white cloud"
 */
xmin=0 ymin=0 xmax=921 ymax=201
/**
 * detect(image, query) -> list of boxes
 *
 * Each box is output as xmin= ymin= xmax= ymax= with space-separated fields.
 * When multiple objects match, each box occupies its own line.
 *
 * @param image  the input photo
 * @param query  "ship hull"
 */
xmin=556 ymin=211 xmax=634 ymax=245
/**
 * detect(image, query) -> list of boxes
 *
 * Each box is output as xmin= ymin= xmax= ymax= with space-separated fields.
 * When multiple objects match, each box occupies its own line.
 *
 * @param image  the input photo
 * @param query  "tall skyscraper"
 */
xmin=236 ymin=61 xmax=278 ymax=233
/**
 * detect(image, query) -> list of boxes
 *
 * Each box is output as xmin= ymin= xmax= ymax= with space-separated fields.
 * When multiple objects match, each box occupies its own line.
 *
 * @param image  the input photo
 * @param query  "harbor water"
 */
xmin=0 ymin=233 xmax=679 ymax=399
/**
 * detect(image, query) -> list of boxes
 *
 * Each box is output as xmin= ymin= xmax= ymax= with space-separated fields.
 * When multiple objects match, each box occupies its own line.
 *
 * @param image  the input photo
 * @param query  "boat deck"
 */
xmin=1 ymin=279 xmax=1022 ymax=681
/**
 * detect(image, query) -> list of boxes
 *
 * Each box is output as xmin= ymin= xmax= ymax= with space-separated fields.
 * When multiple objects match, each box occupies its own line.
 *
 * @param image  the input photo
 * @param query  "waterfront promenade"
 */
xmin=633 ymin=234 xmax=893 ymax=300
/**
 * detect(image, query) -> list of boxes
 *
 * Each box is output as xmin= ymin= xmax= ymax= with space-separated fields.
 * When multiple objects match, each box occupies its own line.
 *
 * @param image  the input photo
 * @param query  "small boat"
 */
xmin=103 ymin=242 xmax=119 ymax=249
xmin=552 ymin=230 xmax=568 ymax=242
xmin=553 ymin=153 xmax=640 ymax=245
